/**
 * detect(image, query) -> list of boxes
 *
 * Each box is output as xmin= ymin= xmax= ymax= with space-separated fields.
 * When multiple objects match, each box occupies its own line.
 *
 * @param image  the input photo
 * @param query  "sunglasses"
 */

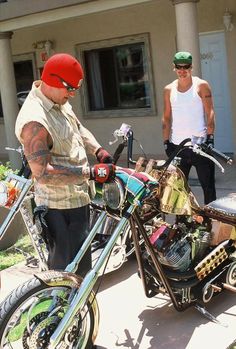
xmin=175 ymin=64 xmax=192 ymax=70
xmin=50 ymin=73 xmax=82 ymax=92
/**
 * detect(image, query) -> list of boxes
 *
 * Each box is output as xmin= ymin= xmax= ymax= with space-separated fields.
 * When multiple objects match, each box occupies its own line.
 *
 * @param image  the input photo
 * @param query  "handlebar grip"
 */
xmin=201 ymin=143 xmax=233 ymax=165
xmin=112 ymin=143 xmax=126 ymax=165
xmin=18 ymin=163 xmax=32 ymax=178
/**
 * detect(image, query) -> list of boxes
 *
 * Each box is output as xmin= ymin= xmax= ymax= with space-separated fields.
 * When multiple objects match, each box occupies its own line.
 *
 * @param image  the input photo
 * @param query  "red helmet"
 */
xmin=41 ymin=53 xmax=84 ymax=89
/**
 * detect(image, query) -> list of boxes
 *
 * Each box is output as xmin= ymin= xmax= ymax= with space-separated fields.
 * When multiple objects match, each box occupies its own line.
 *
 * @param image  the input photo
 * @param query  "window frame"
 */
xmin=76 ymin=33 xmax=156 ymax=119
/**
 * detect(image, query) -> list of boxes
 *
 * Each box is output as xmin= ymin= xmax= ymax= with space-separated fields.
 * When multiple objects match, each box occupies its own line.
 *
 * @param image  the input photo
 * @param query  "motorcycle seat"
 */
xmin=203 ymin=194 xmax=236 ymax=224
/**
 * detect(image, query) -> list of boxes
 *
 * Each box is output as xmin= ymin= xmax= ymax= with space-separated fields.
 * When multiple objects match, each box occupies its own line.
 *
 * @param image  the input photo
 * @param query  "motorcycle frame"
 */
xmin=43 ymin=197 xmax=188 ymax=348
xmin=130 ymin=211 xmax=187 ymax=311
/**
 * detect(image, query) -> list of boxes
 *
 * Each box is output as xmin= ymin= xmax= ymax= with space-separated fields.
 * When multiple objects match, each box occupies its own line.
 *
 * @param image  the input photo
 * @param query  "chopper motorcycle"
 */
xmin=0 ymin=133 xmax=235 ymax=349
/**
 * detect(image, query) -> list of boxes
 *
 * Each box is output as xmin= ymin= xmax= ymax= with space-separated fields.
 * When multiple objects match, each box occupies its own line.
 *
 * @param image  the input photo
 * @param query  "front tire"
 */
xmin=0 ymin=274 xmax=99 ymax=348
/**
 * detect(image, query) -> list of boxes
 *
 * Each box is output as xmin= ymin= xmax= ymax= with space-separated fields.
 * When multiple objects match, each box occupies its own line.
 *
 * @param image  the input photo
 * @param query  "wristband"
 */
xmin=96 ymin=147 xmax=113 ymax=163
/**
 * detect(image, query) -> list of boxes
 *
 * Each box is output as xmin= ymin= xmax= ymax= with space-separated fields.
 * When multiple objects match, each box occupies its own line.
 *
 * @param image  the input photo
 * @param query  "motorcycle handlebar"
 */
xmin=110 ymin=124 xmax=136 ymax=167
xmin=110 ymin=125 xmax=233 ymax=172
xmin=151 ymin=138 xmax=233 ymax=172
xmin=112 ymin=143 xmax=126 ymax=165
xmin=200 ymin=143 xmax=233 ymax=165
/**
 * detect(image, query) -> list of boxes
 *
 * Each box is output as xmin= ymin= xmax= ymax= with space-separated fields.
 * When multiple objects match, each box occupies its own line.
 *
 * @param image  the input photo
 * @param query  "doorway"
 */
xmin=199 ymin=31 xmax=233 ymax=153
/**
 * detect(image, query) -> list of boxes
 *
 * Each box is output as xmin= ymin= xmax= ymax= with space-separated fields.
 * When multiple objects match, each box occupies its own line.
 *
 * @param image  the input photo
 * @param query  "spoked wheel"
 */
xmin=0 ymin=276 xmax=99 ymax=349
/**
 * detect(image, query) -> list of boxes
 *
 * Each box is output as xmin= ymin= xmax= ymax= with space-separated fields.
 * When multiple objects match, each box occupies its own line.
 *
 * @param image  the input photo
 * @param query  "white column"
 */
xmin=171 ymin=0 xmax=201 ymax=76
xmin=0 ymin=32 xmax=21 ymax=170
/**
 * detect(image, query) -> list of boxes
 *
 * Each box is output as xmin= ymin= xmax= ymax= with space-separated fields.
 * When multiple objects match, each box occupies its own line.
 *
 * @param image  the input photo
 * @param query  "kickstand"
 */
xmin=195 ymin=303 xmax=228 ymax=328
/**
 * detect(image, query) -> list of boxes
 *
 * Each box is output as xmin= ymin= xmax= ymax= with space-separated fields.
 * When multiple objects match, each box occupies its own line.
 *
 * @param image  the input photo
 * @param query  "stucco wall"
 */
xmin=4 ymin=0 xmax=236 ymax=159
xmin=8 ymin=1 xmax=173 ymax=158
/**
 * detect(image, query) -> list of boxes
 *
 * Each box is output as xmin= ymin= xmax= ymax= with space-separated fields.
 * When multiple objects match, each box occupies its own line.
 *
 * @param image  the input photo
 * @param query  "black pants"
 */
xmin=43 ymin=205 xmax=91 ymax=277
xmin=166 ymin=143 xmax=216 ymax=204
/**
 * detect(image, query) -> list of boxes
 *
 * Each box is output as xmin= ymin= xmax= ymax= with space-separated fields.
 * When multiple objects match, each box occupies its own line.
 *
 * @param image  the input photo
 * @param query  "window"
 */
xmin=77 ymin=34 xmax=156 ymax=118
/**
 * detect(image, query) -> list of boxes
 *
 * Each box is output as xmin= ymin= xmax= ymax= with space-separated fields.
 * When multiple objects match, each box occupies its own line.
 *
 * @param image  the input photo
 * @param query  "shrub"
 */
xmin=0 ymin=162 xmax=16 ymax=181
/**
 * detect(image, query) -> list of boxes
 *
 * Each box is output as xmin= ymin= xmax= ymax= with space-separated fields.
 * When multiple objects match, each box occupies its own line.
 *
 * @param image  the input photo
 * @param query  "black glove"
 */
xmin=163 ymin=140 xmax=175 ymax=157
xmin=205 ymin=134 xmax=214 ymax=148
xmin=90 ymin=163 xmax=116 ymax=183
xmin=96 ymin=147 xmax=113 ymax=163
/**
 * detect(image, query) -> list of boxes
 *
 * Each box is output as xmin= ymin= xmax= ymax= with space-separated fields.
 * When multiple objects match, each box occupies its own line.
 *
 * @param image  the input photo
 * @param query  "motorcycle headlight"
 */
xmin=102 ymin=179 xmax=125 ymax=210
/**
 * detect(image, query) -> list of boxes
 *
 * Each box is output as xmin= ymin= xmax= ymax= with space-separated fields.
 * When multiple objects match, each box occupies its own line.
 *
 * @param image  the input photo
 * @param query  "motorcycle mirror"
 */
xmin=120 ymin=123 xmax=132 ymax=137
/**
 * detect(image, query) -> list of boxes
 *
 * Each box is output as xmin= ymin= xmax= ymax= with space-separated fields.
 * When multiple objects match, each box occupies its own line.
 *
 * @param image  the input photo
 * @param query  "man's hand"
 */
xmin=90 ymin=163 xmax=116 ymax=183
xmin=96 ymin=147 xmax=113 ymax=163
xmin=205 ymin=134 xmax=214 ymax=148
xmin=163 ymin=140 xmax=175 ymax=157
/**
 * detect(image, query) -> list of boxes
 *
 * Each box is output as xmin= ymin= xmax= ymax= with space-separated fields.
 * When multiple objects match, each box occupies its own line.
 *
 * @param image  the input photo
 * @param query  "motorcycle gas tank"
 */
xmin=151 ymin=165 xmax=199 ymax=215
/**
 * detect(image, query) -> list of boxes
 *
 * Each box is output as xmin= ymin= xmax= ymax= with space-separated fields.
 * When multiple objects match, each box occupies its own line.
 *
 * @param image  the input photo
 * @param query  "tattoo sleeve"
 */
xmin=27 ymin=149 xmax=50 ymax=161
xmin=36 ymin=165 xmax=91 ymax=185
xmin=22 ymin=122 xmax=91 ymax=186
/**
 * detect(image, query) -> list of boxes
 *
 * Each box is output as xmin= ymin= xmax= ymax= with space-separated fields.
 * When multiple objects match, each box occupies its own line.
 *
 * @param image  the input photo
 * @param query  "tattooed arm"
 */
xmin=162 ymin=84 xmax=172 ymax=142
xmin=21 ymin=121 xmax=90 ymax=185
xmin=199 ymin=80 xmax=215 ymax=135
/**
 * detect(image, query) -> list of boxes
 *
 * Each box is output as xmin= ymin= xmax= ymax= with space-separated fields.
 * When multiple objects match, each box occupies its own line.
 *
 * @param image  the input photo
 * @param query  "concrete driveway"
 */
xmin=94 ymin=257 xmax=236 ymax=349
xmin=1 ymin=255 xmax=236 ymax=349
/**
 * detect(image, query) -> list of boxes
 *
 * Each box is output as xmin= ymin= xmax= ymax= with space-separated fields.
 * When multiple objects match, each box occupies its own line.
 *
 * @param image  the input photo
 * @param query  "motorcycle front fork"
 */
xmin=48 ymin=205 xmax=135 ymax=348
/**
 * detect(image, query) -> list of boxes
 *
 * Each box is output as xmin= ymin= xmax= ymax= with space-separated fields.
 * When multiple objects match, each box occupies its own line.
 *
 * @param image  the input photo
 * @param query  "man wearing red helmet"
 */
xmin=15 ymin=53 xmax=115 ymax=276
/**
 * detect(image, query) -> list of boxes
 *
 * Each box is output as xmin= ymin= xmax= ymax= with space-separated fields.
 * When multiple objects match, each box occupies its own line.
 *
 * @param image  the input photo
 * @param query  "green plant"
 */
xmin=0 ymin=234 xmax=36 ymax=271
xmin=0 ymin=162 xmax=17 ymax=181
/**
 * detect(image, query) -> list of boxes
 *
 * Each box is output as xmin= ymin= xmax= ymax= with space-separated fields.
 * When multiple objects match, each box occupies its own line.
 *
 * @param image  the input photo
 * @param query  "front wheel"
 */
xmin=0 ymin=273 xmax=99 ymax=348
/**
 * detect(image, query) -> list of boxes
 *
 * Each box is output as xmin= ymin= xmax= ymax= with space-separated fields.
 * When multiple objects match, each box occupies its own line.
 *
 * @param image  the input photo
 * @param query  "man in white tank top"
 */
xmin=162 ymin=51 xmax=216 ymax=204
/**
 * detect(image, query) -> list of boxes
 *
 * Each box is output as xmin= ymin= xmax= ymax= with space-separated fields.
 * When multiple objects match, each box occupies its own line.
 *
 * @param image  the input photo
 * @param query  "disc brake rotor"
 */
xmin=29 ymin=316 xmax=59 ymax=349
xmin=22 ymin=312 xmax=49 ymax=349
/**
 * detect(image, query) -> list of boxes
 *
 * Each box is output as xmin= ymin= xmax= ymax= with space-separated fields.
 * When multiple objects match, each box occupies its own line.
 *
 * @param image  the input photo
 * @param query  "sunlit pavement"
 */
xmin=94 ymin=257 xmax=236 ymax=349
xmin=1 ymin=256 xmax=236 ymax=349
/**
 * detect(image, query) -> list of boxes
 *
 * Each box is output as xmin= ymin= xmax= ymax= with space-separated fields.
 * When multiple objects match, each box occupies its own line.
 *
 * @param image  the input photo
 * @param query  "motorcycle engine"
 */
xmin=149 ymin=222 xmax=211 ymax=272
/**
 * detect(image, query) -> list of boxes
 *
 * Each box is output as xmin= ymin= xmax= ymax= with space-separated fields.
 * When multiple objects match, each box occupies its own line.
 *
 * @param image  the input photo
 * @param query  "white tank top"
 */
xmin=170 ymin=76 xmax=207 ymax=144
